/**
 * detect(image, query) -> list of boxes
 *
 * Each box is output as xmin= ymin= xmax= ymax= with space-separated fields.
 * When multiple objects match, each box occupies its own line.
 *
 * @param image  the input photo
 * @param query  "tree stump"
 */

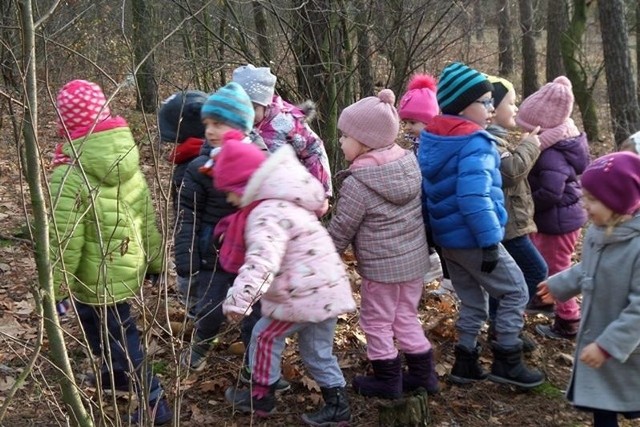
xmin=378 ymin=390 xmax=430 ymax=427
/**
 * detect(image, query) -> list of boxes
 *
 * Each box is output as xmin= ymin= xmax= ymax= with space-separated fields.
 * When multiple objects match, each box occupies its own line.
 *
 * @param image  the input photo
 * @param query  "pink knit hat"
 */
xmin=338 ymin=89 xmax=400 ymax=149
xmin=581 ymin=152 xmax=640 ymax=215
xmin=212 ymin=130 xmax=267 ymax=195
xmin=398 ymin=74 xmax=438 ymax=125
xmin=516 ymin=76 xmax=574 ymax=132
xmin=56 ymin=80 xmax=111 ymax=137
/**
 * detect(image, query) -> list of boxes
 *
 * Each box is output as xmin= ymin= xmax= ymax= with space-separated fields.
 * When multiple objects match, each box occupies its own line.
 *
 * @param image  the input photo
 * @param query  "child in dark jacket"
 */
xmin=158 ymin=90 xmax=207 ymax=314
xmin=419 ymin=63 xmax=543 ymax=389
xmin=176 ymin=82 xmax=267 ymax=371
xmin=516 ymin=76 xmax=590 ymax=340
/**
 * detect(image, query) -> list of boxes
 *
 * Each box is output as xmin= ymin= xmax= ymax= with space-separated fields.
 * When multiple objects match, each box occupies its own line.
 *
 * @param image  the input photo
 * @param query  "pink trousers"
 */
xmin=359 ymin=278 xmax=431 ymax=360
xmin=531 ymin=230 xmax=582 ymax=320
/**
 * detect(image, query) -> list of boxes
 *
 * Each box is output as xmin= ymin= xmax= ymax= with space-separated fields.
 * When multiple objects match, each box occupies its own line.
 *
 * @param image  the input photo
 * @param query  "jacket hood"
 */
xmin=590 ymin=214 xmax=640 ymax=246
xmin=426 ymin=115 xmax=484 ymax=137
xmin=349 ymin=152 xmax=421 ymax=205
xmin=549 ymin=132 xmax=590 ymax=175
xmin=242 ymin=145 xmax=325 ymax=211
xmin=64 ymin=122 xmax=139 ymax=186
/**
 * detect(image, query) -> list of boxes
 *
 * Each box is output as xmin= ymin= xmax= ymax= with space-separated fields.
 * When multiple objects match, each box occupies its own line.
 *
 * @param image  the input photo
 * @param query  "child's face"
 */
xmin=203 ymin=118 xmax=236 ymax=147
xmin=339 ymin=133 xmax=368 ymax=162
xmin=491 ymin=89 xmax=518 ymax=129
xmin=226 ymin=192 xmax=242 ymax=207
xmin=253 ymin=104 xmax=266 ymax=124
xmin=583 ymin=190 xmax=614 ymax=226
xmin=460 ymin=91 xmax=494 ymax=128
xmin=403 ymin=120 xmax=427 ymax=138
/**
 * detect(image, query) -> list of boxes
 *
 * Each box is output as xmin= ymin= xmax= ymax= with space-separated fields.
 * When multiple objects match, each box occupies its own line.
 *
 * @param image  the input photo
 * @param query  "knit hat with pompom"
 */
xmin=516 ymin=76 xmax=575 ymax=132
xmin=398 ymin=74 xmax=439 ymax=125
xmin=338 ymin=89 xmax=400 ymax=149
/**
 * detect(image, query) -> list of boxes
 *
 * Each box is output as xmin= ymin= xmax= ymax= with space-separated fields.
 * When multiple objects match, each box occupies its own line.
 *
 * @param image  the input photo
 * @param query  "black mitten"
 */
xmin=481 ymin=244 xmax=500 ymax=274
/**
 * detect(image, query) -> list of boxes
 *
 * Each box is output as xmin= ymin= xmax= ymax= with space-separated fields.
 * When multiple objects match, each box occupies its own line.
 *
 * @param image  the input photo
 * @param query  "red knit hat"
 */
xmin=212 ymin=130 xmax=267 ymax=195
xmin=56 ymin=80 xmax=111 ymax=137
xmin=581 ymin=152 xmax=640 ymax=215
xmin=398 ymin=74 xmax=438 ymax=125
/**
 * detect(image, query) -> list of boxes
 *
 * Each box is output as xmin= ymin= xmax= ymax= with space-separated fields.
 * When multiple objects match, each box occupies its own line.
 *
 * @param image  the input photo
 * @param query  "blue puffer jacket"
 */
xmin=418 ymin=115 xmax=507 ymax=249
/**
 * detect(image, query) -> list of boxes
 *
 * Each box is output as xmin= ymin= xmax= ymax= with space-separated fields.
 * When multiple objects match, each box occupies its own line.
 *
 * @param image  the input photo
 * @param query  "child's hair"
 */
xmin=338 ymin=89 xmax=400 ymax=149
xmin=436 ymin=62 xmax=493 ymax=115
xmin=56 ymin=80 xmax=111 ymax=137
xmin=486 ymin=75 xmax=515 ymax=108
xmin=158 ymin=90 xmax=207 ymax=143
xmin=200 ymin=82 xmax=255 ymax=134
xmin=232 ymin=64 xmax=277 ymax=107
xmin=581 ymin=151 xmax=640 ymax=217
xmin=620 ymin=130 xmax=640 ymax=154
xmin=397 ymin=74 xmax=438 ymax=124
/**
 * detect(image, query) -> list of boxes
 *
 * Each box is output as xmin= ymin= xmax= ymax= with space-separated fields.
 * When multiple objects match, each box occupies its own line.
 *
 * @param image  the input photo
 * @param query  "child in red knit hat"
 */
xmin=537 ymin=151 xmax=640 ymax=427
xmin=214 ymin=132 xmax=356 ymax=425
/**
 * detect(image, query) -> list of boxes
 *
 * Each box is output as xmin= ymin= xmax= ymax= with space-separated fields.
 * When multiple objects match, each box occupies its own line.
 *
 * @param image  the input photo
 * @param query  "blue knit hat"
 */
xmin=201 ymin=82 xmax=255 ymax=134
xmin=437 ymin=62 xmax=493 ymax=115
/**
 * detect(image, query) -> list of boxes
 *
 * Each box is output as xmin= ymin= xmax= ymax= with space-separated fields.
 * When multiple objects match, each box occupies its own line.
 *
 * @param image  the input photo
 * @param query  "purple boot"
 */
xmin=402 ymin=350 xmax=440 ymax=394
xmin=353 ymin=356 xmax=402 ymax=399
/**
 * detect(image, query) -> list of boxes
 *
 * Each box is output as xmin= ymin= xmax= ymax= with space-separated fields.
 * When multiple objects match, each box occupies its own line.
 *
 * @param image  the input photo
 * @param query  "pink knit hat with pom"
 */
xmin=56 ymin=80 xmax=111 ymax=137
xmin=212 ymin=129 xmax=267 ymax=195
xmin=338 ymin=89 xmax=400 ymax=149
xmin=516 ymin=76 xmax=575 ymax=132
xmin=398 ymin=74 xmax=439 ymax=125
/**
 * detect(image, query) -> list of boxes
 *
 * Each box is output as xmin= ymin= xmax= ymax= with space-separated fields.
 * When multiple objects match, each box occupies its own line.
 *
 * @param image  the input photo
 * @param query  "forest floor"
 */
xmin=0 ymin=105 xmax=630 ymax=427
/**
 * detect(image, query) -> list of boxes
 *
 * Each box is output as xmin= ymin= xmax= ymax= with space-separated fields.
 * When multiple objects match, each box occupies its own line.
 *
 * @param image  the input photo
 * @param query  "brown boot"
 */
xmin=536 ymin=317 xmax=579 ymax=340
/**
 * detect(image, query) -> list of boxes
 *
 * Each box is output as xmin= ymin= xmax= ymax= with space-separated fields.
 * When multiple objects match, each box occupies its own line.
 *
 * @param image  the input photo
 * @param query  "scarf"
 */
xmin=539 ymin=118 xmax=580 ymax=150
xmin=213 ymin=200 xmax=263 ymax=274
xmin=167 ymin=137 xmax=204 ymax=164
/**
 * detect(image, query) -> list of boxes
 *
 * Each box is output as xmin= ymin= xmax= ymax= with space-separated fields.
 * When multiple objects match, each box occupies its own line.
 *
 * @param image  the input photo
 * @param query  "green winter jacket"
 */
xmin=49 ymin=122 xmax=163 ymax=305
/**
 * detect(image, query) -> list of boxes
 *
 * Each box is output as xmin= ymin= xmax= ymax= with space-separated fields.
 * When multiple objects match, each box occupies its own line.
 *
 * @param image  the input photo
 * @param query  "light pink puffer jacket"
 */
xmin=222 ymin=145 xmax=356 ymax=323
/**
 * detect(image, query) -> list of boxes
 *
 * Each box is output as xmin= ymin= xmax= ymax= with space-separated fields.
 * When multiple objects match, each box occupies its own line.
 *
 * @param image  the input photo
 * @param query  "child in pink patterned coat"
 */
xmin=328 ymin=89 xmax=437 ymax=399
xmin=215 ymin=131 xmax=355 ymax=426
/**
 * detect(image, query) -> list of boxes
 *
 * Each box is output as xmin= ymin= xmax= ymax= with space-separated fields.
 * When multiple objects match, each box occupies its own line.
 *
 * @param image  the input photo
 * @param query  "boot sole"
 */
xmin=301 ymin=413 xmax=350 ymax=427
xmin=535 ymin=324 xmax=576 ymax=340
xmin=448 ymin=374 xmax=487 ymax=385
xmin=487 ymin=374 xmax=545 ymax=389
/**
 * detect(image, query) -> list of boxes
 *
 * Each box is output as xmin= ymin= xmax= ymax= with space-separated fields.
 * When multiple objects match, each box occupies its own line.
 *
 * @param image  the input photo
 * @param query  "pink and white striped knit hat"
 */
xmin=56 ymin=80 xmax=111 ymax=137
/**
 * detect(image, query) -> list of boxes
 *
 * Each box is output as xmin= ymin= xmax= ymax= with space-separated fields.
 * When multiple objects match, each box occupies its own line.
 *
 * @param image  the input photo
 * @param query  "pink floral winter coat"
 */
xmin=222 ymin=145 xmax=356 ymax=323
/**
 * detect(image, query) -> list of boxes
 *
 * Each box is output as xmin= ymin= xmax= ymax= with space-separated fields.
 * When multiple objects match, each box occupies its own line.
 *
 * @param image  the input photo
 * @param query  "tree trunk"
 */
xmin=636 ymin=0 xmax=640 ymax=100
xmin=497 ymin=0 xmax=514 ymax=76
xmin=378 ymin=391 xmax=430 ymax=426
xmin=474 ymin=0 xmax=485 ymax=41
xmin=546 ymin=0 xmax=567 ymax=80
xmin=519 ymin=0 xmax=539 ymax=97
xmin=132 ymin=0 xmax=157 ymax=112
xmin=598 ymin=0 xmax=640 ymax=146
xmin=561 ymin=0 xmax=599 ymax=142
xmin=17 ymin=1 xmax=93 ymax=425
xmin=252 ymin=1 xmax=274 ymax=66
xmin=356 ymin=3 xmax=374 ymax=98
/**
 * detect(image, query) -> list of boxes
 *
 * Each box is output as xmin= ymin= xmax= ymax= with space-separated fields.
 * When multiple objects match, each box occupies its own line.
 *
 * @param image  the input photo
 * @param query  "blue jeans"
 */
xmin=193 ymin=269 xmax=235 ymax=342
xmin=75 ymin=302 xmax=163 ymax=402
xmin=489 ymin=235 xmax=548 ymax=320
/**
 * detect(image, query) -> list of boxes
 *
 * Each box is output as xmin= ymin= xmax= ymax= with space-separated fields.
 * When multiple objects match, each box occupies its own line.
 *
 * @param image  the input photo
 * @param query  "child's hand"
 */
xmin=580 ymin=343 xmax=607 ymax=368
xmin=227 ymin=312 xmax=244 ymax=323
xmin=536 ymin=281 xmax=554 ymax=304
xmin=522 ymin=125 xmax=541 ymax=148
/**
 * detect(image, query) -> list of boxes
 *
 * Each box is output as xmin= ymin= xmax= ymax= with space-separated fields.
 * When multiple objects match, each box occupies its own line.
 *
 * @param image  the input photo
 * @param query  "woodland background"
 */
xmin=1 ymin=0 xmax=639 ymax=426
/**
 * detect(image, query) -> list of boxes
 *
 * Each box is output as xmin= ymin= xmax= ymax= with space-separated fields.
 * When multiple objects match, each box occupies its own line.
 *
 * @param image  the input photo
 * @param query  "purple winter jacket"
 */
xmin=527 ymin=132 xmax=590 ymax=235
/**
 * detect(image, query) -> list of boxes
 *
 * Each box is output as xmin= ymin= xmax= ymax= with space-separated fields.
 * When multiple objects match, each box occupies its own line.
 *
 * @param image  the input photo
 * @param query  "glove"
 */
xmin=481 ymin=244 xmax=500 ymax=274
xmin=56 ymin=299 xmax=71 ymax=316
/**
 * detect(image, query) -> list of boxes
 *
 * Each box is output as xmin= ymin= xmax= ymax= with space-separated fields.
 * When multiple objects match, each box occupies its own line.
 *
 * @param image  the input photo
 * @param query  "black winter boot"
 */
xmin=488 ymin=323 xmax=538 ymax=353
xmin=403 ymin=351 xmax=440 ymax=394
xmin=301 ymin=386 xmax=351 ymax=426
xmin=224 ymin=383 xmax=277 ymax=417
xmin=488 ymin=342 xmax=544 ymax=389
xmin=352 ymin=356 xmax=402 ymax=399
xmin=536 ymin=317 xmax=580 ymax=340
xmin=449 ymin=344 xmax=488 ymax=385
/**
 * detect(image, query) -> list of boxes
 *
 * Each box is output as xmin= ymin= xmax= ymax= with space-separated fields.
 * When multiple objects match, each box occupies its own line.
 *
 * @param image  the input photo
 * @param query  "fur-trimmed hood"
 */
xmin=240 ymin=144 xmax=325 ymax=212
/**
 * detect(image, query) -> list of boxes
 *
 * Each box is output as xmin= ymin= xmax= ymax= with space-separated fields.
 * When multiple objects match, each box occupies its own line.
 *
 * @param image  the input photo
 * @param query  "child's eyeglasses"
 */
xmin=474 ymin=98 xmax=494 ymax=110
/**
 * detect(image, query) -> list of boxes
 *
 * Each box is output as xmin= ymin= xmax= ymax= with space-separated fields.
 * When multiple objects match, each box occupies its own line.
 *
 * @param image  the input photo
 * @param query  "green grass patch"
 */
xmin=152 ymin=360 xmax=169 ymax=376
xmin=532 ymin=381 xmax=564 ymax=399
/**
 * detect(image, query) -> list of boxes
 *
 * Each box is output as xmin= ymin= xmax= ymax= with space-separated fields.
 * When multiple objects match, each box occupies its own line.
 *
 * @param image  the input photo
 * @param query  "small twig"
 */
xmin=0 ymin=234 xmax=33 ymax=245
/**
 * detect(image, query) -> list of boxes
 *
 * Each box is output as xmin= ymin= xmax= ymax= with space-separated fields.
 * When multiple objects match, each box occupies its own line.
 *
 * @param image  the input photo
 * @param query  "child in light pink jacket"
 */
xmin=214 ymin=131 xmax=355 ymax=426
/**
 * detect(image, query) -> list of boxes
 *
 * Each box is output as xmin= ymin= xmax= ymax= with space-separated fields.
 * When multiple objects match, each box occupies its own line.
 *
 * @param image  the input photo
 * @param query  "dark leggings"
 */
xmin=593 ymin=410 xmax=618 ymax=427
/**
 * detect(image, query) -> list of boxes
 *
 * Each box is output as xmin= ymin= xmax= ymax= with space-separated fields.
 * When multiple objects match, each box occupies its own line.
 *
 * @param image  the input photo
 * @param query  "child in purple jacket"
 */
xmin=516 ymin=76 xmax=590 ymax=339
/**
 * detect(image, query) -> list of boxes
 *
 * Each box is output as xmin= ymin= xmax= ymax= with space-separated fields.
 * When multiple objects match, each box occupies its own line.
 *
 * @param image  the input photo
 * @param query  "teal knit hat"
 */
xmin=201 ymin=82 xmax=255 ymax=133
xmin=437 ymin=62 xmax=493 ymax=115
